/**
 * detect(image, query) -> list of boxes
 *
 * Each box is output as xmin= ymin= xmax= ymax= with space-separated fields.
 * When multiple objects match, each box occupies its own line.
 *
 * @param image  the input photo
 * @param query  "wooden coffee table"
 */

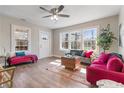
xmin=61 ymin=56 xmax=81 ymax=70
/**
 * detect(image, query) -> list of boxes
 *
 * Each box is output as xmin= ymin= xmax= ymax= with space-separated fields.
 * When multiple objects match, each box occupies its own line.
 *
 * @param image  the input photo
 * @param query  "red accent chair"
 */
xmin=7 ymin=55 xmax=38 ymax=66
xmin=86 ymin=52 xmax=124 ymax=85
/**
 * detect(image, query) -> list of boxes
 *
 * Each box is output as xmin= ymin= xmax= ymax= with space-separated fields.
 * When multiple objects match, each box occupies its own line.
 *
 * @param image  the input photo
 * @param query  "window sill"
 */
xmin=60 ymin=48 xmax=70 ymax=52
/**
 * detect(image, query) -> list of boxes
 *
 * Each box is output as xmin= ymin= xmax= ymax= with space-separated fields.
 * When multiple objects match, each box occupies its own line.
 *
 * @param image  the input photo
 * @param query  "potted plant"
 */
xmin=97 ymin=24 xmax=117 ymax=52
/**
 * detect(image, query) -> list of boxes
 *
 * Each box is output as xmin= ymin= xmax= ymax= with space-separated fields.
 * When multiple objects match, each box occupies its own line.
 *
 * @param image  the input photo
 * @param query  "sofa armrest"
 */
xmin=86 ymin=66 xmax=124 ymax=85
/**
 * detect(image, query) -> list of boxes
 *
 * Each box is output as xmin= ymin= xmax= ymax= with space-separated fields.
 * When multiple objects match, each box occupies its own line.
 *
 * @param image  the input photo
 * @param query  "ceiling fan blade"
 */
xmin=58 ymin=14 xmax=70 ymax=17
xmin=42 ymin=15 xmax=52 ymax=18
xmin=40 ymin=7 xmax=51 ymax=13
xmin=57 ymin=5 xmax=64 ymax=13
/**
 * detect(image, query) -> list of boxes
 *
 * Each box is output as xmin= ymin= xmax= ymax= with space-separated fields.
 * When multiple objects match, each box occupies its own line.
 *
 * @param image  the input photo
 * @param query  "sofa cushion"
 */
xmin=10 ymin=56 xmax=32 ymax=65
xmin=90 ymin=63 xmax=107 ymax=70
xmin=122 ymin=65 xmax=124 ymax=73
xmin=107 ymin=56 xmax=123 ymax=72
xmin=70 ymin=50 xmax=83 ymax=56
xmin=92 ymin=52 xmax=110 ymax=64
xmin=16 ymin=51 xmax=25 ymax=56
xmin=25 ymin=55 xmax=38 ymax=62
xmin=85 ymin=50 xmax=93 ymax=58
xmin=92 ymin=59 xmax=106 ymax=64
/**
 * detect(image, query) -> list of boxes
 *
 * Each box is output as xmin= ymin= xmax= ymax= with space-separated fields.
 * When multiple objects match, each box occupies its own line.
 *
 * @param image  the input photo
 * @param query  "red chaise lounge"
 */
xmin=86 ymin=52 xmax=124 ymax=85
xmin=7 ymin=52 xmax=38 ymax=66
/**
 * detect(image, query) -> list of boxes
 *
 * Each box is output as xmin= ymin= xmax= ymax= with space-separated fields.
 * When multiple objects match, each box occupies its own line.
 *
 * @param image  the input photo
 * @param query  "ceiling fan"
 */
xmin=40 ymin=5 xmax=70 ymax=20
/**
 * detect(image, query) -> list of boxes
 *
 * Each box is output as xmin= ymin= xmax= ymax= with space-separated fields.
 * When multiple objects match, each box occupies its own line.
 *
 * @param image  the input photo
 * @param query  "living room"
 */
xmin=0 ymin=2 xmax=124 ymax=91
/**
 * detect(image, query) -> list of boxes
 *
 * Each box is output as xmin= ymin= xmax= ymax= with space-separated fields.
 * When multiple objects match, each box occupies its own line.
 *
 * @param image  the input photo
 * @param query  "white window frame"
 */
xmin=11 ymin=24 xmax=31 ymax=52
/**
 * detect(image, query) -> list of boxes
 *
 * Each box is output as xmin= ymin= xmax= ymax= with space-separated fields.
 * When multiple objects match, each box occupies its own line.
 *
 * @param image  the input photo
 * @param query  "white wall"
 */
xmin=53 ymin=15 xmax=119 ymax=57
xmin=0 ymin=13 xmax=119 ymax=58
xmin=119 ymin=6 xmax=124 ymax=58
xmin=0 ymin=14 xmax=53 ymax=58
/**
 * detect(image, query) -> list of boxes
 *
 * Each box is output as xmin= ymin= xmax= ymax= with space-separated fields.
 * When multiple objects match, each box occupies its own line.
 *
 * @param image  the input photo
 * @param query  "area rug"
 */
xmin=46 ymin=59 xmax=91 ymax=87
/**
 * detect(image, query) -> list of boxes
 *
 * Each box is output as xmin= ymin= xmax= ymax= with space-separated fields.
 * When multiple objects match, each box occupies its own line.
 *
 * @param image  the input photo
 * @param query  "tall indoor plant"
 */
xmin=97 ymin=24 xmax=117 ymax=52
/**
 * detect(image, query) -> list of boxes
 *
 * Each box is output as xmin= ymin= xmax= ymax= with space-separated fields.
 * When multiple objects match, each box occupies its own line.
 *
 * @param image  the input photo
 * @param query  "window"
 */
xmin=60 ymin=31 xmax=81 ymax=50
xmin=15 ymin=30 xmax=29 ymax=51
xmin=61 ymin=32 xmax=69 ymax=49
xmin=11 ymin=25 xmax=31 ymax=52
xmin=70 ymin=32 xmax=81 ymax=49
xmin=83 ymin=28 xmax=97 ymax=50
xmin=60 ymin=27 xmax=97 ymax=51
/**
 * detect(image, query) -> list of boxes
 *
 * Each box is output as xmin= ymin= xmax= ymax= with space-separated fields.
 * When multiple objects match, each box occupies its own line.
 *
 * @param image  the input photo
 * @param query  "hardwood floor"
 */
xmin=12 ymin=57 xmax=90 ymax=88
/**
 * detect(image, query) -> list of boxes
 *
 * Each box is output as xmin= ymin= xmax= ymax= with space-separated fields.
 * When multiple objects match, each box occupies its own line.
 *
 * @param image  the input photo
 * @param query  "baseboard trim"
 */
xmin=52 ymin=55 xmax=61 ymax=58
xmin=38 ymin=55 xmax=61 ymax=59
xmin=38 ymin=55 xmax=55 ymax=59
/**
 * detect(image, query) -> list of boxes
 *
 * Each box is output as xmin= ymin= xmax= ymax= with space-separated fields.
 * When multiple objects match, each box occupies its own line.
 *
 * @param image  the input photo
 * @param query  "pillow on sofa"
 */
xmin=25 ymin=51 xmax=34 ymax=55
xmin=16 ymin=51 xmax=25 ymax=57
xmin=107 ymin=56 xmax=123 ymax=72
xmin=70 ymin=50 xmax=83 ymax=56
xmin=99 ymin=52 xmax=110 ymax=63
xmin=85 ymin=50 xmax=93 ymax=58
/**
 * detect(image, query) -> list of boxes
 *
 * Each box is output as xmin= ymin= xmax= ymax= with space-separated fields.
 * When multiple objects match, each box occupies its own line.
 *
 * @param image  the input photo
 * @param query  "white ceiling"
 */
xmin=0 ymin=5 xmax=122 ymax=29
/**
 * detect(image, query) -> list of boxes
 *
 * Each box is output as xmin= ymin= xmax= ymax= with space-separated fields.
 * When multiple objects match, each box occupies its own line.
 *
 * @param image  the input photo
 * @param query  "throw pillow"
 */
xmin=16 ymin=51 xmax=25 ymax=56
xmin=85 ymin=50 xmax=93 ymax=58
xmin=107 ymin=56 xmax=123 ymax=72
xmin=25 ymin=51 xmax=34 ymax=55
xmin=98 ymin=52 xmax=110 ymax=63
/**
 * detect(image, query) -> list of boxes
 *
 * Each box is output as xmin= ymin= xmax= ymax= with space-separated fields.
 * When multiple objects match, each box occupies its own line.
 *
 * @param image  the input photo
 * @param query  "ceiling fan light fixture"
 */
xmin=40 ymin=5 xmax=70 ymax=21
xmin=51 ymin=15 xmax=58 ymax=20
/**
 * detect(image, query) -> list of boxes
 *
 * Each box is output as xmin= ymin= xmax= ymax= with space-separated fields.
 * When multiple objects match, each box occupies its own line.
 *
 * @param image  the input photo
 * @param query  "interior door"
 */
xmin=39 ymin=31 xmax=50 ymax=59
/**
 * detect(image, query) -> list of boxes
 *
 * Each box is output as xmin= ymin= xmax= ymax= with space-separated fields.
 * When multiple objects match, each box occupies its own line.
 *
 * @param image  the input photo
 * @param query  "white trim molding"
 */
xmin=52 ymin=55 xmax=61 ymax=58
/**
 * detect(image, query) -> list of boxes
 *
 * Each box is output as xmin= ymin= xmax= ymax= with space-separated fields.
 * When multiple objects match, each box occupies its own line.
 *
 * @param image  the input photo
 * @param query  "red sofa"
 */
xmin=86 ymin=52 xmax=124 ymax=85
xmin=7 ymin=54 xmax=38 ymax=66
